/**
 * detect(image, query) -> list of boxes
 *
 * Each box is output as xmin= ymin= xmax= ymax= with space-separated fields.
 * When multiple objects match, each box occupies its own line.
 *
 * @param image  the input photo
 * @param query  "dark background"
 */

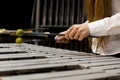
xmin=0 ymin=0 xmax=91 ymax=53
xmin=0 ymin=0 xmax=34 ymax=30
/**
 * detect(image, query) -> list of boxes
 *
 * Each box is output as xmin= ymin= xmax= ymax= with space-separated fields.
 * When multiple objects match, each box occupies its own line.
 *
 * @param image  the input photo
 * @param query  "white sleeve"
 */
xmin=88 ymin=13 xmax=120 ymax=36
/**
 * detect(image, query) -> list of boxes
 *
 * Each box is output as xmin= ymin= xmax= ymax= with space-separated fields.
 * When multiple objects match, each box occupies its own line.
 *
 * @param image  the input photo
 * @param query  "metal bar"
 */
xmin=0 ymin=62 xmax=80 ymax=73
xmin=0 ymin=53 xmax=47 ymax=61
xmin=47 ymin=72 xmax=119 ymax=80
xmin=0 ymin=69 xmax=103 ymax=80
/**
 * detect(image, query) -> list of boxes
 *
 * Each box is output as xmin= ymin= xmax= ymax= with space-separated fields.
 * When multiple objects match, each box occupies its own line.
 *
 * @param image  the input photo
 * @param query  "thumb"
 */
xmin=54 ymin=35 xmax=65 ymax=41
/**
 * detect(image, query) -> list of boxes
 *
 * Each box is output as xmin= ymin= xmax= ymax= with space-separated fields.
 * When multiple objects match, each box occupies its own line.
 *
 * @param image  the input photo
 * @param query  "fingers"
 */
xmin=65 ymin=23 xmax=90 ymax=41
xmin=55 ymin=31 xmax=70 ymax=44
xmin=65 ymin=25 xmax=80 ymax=40
xmin=55 ymin=39 xmax=70 ymax=44
xmin=77 ymin=24 xmax=90 ymax=41
xmin=65 ymin=27 xmax=73 ymax=39
xmin=55 ymin=23 xmax=90 ymax=42
xmin=74 ymin=28 xmax=82 ymax=40
xmin=55 ymin=36 xmax=70 ymax=44
xmin=55 ymin=35 xmax=65 ymax=41
xmin=65 ymin=25 xmax=79 ymax=40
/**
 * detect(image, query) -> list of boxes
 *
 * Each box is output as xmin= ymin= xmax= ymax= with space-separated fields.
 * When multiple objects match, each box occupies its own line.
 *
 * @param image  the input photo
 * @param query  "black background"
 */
xmin=0 ymin=0 xmax=34 ymax=30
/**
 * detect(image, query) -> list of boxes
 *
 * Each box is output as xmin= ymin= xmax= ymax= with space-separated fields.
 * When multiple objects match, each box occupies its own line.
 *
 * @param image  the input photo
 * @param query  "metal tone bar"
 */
xmin=91 ymin=64 xmax=120 ymax=70
xmin=0 ymin=56 xmax=92 ymax=66
xmin=0 ymin=56 xmax=96 ymax=68
xmin=0 ymin=57 xmax=96 ymax=68
xmin=0 ymin=53 xmax=47 ymax=61
xmin=0 ymin=49 xmax=26 ymax=54
xmin=80 ymin=60 xmax=120 ymax=67
xmin=47 ymin=72 xmax=119 ymax=80
xmin=106 ymin=68 xmax=120 ymax=74
xmin=0 ymin=69 xmax=103 ymax=80
xmin=0 ymin=62 xmax=80 ymax=73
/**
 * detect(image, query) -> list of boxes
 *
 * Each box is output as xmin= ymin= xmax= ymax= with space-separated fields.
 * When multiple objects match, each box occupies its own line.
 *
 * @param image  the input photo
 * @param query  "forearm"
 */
xmin=88 ymin=13 xmax=120 ymax=36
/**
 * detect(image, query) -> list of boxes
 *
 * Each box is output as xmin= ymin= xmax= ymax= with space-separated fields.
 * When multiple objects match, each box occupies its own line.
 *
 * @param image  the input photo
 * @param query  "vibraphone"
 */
xmin=0 ymin=43 xmax=119 ymax=80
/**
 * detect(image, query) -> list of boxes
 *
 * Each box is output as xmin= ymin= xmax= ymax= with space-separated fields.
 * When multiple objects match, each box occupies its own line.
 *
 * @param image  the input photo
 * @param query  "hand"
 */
xmin=55 ymin=31 xmax=70 ymax=43
xmin=65 ymin=23 xmax=90 ymax=41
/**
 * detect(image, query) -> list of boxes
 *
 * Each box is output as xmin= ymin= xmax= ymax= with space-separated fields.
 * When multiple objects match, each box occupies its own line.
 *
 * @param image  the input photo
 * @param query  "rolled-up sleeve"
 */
xmin=88 ymin=13 xmax=120 ymax=36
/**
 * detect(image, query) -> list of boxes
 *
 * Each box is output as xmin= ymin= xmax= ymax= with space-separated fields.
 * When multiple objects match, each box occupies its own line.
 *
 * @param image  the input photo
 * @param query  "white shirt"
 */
xmin=88 ymin=0 xmax=120 ymax=55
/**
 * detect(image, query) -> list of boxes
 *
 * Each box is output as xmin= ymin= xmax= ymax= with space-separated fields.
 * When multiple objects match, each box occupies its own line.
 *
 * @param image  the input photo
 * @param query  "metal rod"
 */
xmin=35 ymin=0 xmax=40 ymax=32
xmin=66 ymin=0 xmax=70 ymax=25
xmin=77 ymin=0 xmax=80 ymax=23
xmin=31 ymin=0 xmax=36 ymax=27
xmin=49 ymin=0 xmax=53 ymax=25
xmin=43 ymin=0 xmax=47 ymax=26
xmin=71 ymin=0 xmax=75 ymax=24
xmin=60 ymin=0 xmax=64 ymax=25
xmin=58 ymin=0 xmax=61 ymax=25
xmin=35 ymin=0 xmax=40 ymax=44
xmin=55 ymin=0 xmax=59 ymax=25
xmin=0 ymin=32 xmax=97 ymax=38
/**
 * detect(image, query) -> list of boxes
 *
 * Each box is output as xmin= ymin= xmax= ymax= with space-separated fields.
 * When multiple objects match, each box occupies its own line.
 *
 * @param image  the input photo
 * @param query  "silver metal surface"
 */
xmin=0 ymin=43 xmax=119 ymax=80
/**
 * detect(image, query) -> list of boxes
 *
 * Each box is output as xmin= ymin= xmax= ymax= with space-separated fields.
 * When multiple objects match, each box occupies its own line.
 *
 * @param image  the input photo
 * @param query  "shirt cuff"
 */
xmin=88 ymin=19 xmax=108 ymax=36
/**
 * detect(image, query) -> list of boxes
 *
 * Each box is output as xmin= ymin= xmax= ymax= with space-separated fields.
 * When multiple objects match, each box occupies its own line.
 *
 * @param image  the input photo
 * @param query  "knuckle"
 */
xmin=81 ymin=32 xmax=86 ymax=36
xmin=72 ymin=25 xmax=78 ymax=28
xmin=78 ymin=37 xmax=82 ymax=41
xmin=74 ymin=36 xmax=78 ymax=40
xmin=69 ymin=34 xmax=72 ymax=39
xmin=78 ymin=28 xmax=82 ymax=32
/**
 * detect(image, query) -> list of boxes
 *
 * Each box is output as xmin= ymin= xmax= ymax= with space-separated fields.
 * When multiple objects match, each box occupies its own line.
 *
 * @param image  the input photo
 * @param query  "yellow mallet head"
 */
xmin=15 ymin=37 xmax=23 ymax=44
xmin=16 ymin=29 xmax=23 ymax=36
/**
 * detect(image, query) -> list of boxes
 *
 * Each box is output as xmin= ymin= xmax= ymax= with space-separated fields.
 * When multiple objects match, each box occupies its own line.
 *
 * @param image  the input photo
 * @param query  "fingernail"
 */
xmin=54 ymin=37 xmax=58 ymax=40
